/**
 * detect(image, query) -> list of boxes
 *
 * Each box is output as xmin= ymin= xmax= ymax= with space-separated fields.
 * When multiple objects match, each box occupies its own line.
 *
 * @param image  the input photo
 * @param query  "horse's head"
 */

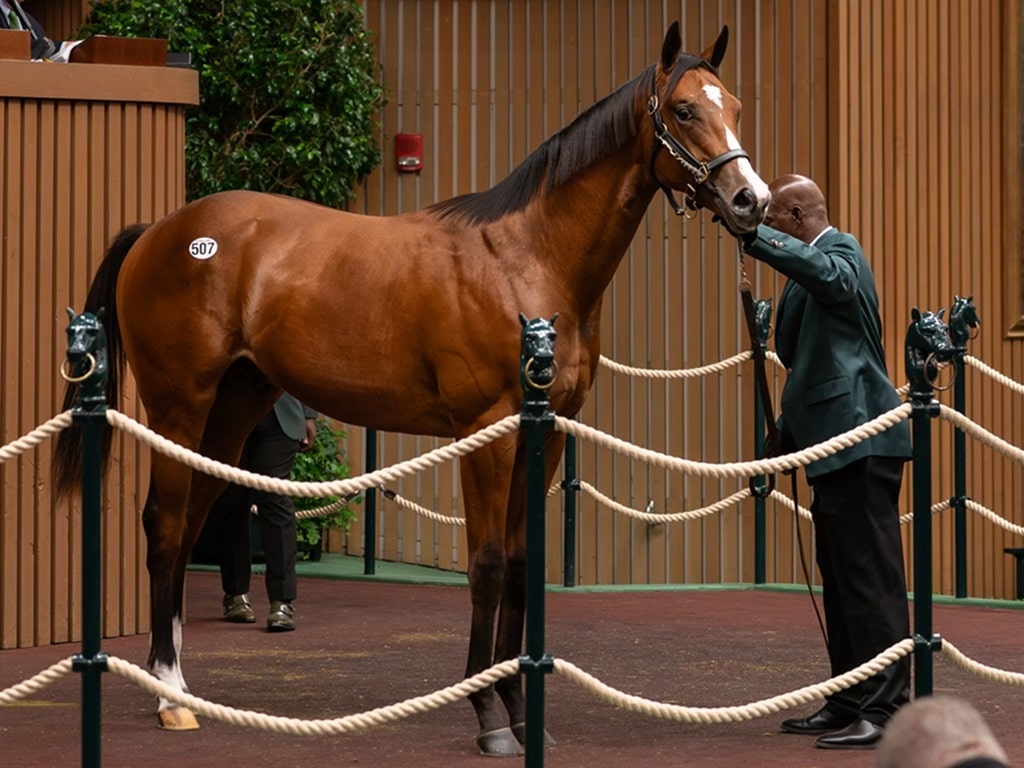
xmin=949 ymin=294 xmax=980 ymax=349
xmin=62 ymin=307 xmax=110 ymax=402
xmin=519 ymin=312 xmax=559 ymax=394
xmin=905 ymin=307 xmax=954 ymax=396
xmin=645 ymin=22 xmax=770 ymax=233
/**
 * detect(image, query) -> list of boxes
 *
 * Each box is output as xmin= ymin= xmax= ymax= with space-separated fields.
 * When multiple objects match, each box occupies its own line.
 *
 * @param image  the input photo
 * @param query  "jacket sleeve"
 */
xmin=744 ymin=226 xmax=860 ymax=305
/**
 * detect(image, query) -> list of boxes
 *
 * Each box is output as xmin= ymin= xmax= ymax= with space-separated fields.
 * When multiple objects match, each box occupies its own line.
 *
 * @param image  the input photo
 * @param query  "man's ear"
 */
xmin=790 ymin=205 xmax=803 ymax=223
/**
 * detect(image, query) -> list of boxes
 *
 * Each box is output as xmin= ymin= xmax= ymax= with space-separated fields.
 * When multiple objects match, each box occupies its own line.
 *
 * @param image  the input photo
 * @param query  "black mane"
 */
xmin=429 ymin=64 xmax=657 ymax=226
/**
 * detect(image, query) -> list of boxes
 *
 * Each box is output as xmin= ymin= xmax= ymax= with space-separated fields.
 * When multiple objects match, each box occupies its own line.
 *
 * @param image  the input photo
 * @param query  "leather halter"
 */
xmin=647 ymin=65 xmax=750 ymax=217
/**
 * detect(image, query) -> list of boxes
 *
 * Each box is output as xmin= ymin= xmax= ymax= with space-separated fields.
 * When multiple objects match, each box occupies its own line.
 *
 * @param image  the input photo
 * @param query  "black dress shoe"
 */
xmin=781 ymin=706 xmax=858 ymax=735
xmin=815 ymin=718 xmax=885 ymax=750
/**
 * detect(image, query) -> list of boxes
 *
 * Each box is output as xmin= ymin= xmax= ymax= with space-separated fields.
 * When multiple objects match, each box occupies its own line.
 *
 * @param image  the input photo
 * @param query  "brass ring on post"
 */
xmin=60 ymin=353 xmax=96 ymax=383
xmin=923 ymin=352 xmax=957 ymax=392
xmin=524 ymin=357 xmax=558 ymax=390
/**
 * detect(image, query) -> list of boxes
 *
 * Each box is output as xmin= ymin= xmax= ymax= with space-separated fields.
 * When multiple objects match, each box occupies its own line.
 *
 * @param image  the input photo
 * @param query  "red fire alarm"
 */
xmin=395 ymin=133 xmax=423 ymax=172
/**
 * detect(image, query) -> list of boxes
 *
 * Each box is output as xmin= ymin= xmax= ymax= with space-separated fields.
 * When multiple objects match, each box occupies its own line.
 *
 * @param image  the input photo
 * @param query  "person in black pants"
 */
xmin=723 ymin=174 xmax=912 ymax=750
xmin=213 ymin=393 xmax=317 ymax=632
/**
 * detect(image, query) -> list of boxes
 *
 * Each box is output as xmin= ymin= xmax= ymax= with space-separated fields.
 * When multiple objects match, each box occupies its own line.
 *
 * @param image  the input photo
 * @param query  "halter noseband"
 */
xmin=647 ymin=64 xmax=750 ymax=217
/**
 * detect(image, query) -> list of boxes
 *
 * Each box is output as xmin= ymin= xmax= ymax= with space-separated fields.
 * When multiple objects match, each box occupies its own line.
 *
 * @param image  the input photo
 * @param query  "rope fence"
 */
xmin=3 ymin=635 xmax=1022 ymax=736
xmin=4 ymin=314 xmax=1024 ymax=753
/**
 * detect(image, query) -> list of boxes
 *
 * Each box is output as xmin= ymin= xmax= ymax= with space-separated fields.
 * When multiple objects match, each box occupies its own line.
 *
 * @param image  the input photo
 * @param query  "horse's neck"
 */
xmin=521 ymin=157 xmax=656 ymax=309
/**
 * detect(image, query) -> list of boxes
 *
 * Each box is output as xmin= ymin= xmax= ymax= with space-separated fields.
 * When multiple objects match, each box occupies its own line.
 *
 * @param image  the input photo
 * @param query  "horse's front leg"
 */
xmin=459 ymin=438 xmax=523 ymax=756
xmin=142 ymin=456 xmax=199 ymax=730
xmin=496 ymin=432 xmax=565 ymax=748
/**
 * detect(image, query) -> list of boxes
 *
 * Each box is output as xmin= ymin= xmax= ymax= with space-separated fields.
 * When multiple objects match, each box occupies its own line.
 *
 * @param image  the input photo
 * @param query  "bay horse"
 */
xmin=54 ymin=22 xmax=768 ymax=755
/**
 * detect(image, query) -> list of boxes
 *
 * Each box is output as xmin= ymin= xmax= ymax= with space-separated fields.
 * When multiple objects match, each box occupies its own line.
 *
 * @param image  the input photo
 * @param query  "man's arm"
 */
xmin=743 ymin=226 xmax=861 ymax=304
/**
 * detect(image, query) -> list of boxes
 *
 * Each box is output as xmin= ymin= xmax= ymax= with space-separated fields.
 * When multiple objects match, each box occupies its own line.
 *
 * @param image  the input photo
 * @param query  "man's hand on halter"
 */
xmin=711 ymin=213 xmax=758 ymax=249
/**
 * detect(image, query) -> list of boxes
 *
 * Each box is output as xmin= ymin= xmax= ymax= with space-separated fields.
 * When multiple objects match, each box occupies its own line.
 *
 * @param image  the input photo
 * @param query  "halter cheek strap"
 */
xmin=647 ymin=67 xmax=750 ymax=217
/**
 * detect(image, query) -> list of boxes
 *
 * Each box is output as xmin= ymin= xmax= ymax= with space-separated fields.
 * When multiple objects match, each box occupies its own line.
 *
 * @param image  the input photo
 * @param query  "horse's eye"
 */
xmin=674 ymin=104 xmax=695 ymax=121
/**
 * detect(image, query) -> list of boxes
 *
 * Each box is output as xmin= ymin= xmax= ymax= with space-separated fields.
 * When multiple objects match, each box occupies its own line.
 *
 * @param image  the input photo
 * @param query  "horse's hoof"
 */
xmin=476 ymin=727 xmax=524 ymax=756
xmin=510 ymin=721 xmax=556 ymax=747
xmin=158 ymin=706 xmax=200 ymax=730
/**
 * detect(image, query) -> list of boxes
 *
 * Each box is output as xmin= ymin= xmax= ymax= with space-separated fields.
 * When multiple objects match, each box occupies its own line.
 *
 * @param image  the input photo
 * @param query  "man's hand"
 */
xmin=712 ymin=213 xmax=758 ymax=249
xmin=299 ymin=418 xmax=317 ymax=452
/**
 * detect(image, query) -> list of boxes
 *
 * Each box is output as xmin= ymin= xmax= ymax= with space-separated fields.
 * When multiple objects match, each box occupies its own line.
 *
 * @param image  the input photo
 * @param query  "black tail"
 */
xmin=53 ymin=223 xmax=150 ymax=499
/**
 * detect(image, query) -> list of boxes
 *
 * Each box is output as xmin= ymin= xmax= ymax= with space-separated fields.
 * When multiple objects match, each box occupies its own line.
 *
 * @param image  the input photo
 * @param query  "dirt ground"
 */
xmin=2 ymin=571 xmax=1023 ymax=768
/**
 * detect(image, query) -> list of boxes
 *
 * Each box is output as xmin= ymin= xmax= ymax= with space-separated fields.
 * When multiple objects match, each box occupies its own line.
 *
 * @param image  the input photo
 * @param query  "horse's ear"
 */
xmin=937 ymin=307 xmax=946 ymax=319
xmin=96 ymin=307 xmax=106 ymax=321
xmin=519 ymin=312 xmax=528 ymax=327
xmin=911 ymin=307 xmax=921 ymax=321
xmin=700 ymin=25 xmax=729 ymax=69
xmin=661 ymin=21 xmax=682 ymax=71
xmin=549 ymin=312 xmax=559 ymax=326
xmin=65 ymin=307 xmax=76 ymax=321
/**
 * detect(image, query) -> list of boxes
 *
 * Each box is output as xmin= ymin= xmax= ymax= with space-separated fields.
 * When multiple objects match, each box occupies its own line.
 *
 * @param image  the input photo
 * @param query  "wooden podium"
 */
xmin=0 ymin=39 xmax=198 ymax=649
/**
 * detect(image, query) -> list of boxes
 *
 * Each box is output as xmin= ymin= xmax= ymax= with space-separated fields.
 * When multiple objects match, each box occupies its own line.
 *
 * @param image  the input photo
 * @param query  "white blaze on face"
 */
xmin=703 ymin=84 xmax=770 ymax=204
xmin=703 ymin=84 xmax=725 ymax=109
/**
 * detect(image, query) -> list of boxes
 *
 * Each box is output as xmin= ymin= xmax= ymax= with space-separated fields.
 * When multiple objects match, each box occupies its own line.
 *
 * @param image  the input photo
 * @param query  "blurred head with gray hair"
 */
xmin=876 ymin=695 xmax=1009 ymax=768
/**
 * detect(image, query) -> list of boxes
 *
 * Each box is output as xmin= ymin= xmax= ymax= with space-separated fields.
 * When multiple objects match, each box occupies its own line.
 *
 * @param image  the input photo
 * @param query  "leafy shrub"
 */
xmin=291 ymin=418 xmax=357 ymax=548
xmin=78 ymin=0 xmax=384 ymax=207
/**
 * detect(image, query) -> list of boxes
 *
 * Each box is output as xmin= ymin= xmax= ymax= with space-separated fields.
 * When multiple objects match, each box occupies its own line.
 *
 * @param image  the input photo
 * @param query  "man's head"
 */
xmin=876 ymin=696 xmax=1009 ymax=768
xmin=762 ymin=174 xmax=830 ymax=244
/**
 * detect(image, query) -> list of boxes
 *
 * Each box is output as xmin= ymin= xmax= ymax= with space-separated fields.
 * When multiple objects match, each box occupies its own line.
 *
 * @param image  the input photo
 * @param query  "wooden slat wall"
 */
xmin=831 ymin=0 xmax=1024 ymax=598
xmin=0 ymin=69 xmax=192 ymax=648
xmin=345 ymin=0 xmax=1024 ymax=599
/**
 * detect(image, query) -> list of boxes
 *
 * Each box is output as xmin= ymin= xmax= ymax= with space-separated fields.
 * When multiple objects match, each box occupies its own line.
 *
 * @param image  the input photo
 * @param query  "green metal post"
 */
xmin=904 ymin=307 xmax=952 ymax=697
xmin=518 ymin=315 xmax=557 ymax=768
xmin=952 ymin=354 xmax=967 ymax=599
xmin=561 ymin=433 xmax=578 ymax=587
xmin=948 ymin=295 xmax=978 ymax=599
xmin=364 ymin=429 xmax=377 ymax=575
xmin=753 ymin=393 xmax=766 ymax=584
xmin=910 ymin=397 xmax=938 ymax=696
xmin=751 ymin=297 xmax=773 ymax=584
xmin=65 ymin=311 xmax=110 ymax=768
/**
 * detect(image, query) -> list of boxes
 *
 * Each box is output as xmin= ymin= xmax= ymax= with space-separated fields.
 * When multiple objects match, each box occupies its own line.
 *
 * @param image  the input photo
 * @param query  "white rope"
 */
xmin=0 ymin=658 xmax=74 ymax=704
xmin=0 ymin=411 xmax=73 ymax=464
xmin=382 ymin=490 xmax=465 ymax=526
xmin=597 ymin=351 xmax=787 ymax=379
xmin=105 ymin=409 xmax=520 ymax=497
xmin=553 ymin=639 xmax=914 ymax=723
xmin=964 ymin=498 xmax=1024 ymax=537
xmin=555 ymin=403 xmax=912 ymax=479
xmin=579 ymin=481 xmax=754 ymax=524
xmin=8 ymin=638 xmax=1024 ymax=735
xmin=105 ymin=655 xmax=519 ymax=735
xmin=940 ymin=638 xmax=1024 ymax=685
xmin=965 ymin=355 xmax=1024 ymax=397
xmin=767 ymin=489 xmax=813 ymax=521
xmin=937 ymin=405 xmax=1024 ymax=467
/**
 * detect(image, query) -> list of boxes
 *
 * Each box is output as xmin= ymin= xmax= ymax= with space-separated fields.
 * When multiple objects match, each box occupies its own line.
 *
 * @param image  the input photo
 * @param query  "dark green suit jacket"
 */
xmin=745 ymin=226 xmax=910 ymax=478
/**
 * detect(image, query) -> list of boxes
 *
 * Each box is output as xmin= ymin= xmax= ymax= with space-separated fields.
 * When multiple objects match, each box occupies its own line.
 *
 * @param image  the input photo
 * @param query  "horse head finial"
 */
xmin=905 ymin=307 xmax=954 ymax=399
xmin=948 ymin=294 xmax=980 ymax=349
xmin=62 ymin=308 xmax=110 ymax=409
xmin=519 ymin=313 xmax=559 ymax=398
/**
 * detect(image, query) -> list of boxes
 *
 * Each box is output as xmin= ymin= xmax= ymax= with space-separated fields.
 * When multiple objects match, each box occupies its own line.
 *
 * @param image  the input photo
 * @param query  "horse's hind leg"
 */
xmin=458 ymin=436 xmax=524 ymax=756
xmin=497 ymin=432 xmax=565 ymax=748
xmin=145 ymin=364 xmax=280 ymax=729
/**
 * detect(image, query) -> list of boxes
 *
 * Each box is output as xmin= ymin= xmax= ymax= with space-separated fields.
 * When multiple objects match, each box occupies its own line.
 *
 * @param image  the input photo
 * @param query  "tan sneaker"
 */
xmin=266 ymin=601 xmax=295 ymax=632
xmin=222 ymin=593 xmax=255 ymax=623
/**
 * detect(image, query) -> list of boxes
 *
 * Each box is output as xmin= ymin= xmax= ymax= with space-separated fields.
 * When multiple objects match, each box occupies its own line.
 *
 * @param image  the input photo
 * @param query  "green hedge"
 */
xmin=79 ymin=0 xmax=384 ymax=207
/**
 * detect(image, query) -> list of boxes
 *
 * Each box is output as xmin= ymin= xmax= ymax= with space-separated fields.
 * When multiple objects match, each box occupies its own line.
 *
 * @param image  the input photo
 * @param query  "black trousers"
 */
xmin=211 ymin=410 xmax=299 ymax=603
xmin=810 ymin=456 xmax=911 ymax=724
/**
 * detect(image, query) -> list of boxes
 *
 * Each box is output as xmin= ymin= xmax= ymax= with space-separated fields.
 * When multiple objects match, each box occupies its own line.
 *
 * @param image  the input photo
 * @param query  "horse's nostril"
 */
xmin=732 ymin=187 xmax=756 ymax=212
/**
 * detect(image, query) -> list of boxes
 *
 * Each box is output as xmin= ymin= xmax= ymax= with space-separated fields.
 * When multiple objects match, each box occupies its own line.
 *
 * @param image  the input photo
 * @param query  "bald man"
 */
xmin=733 ymin=175 xmax=912 ymax=750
